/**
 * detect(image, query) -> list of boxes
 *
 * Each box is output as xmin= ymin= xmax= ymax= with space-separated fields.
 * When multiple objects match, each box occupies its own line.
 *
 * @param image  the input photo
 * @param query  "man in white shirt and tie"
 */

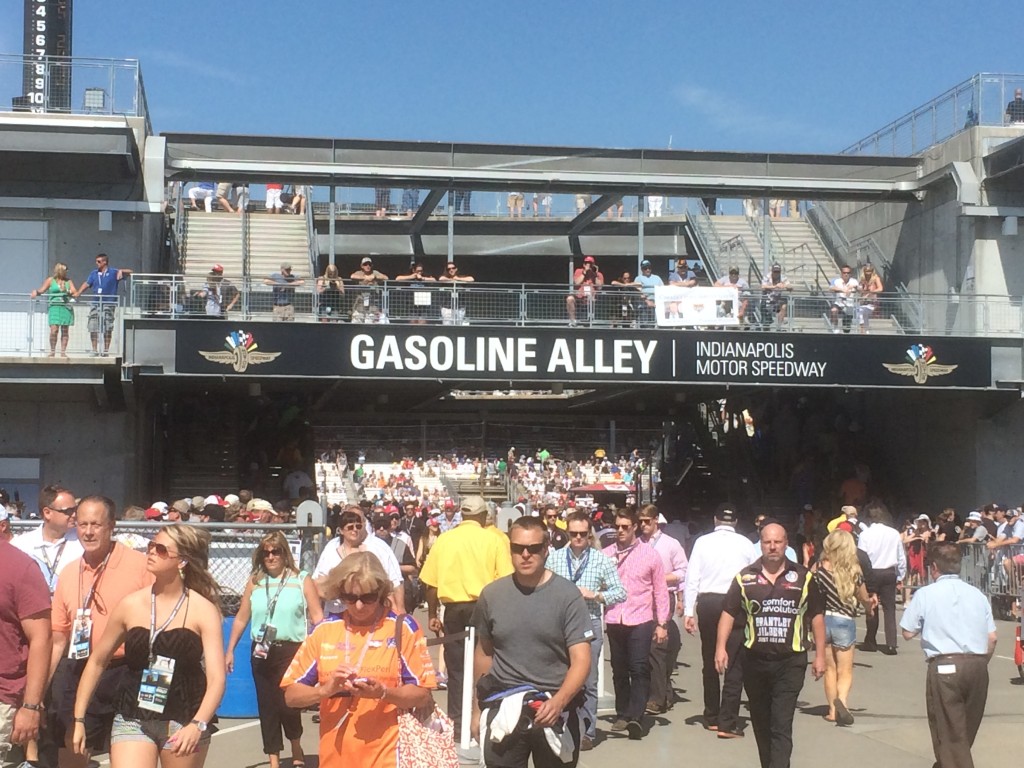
xmin=682 ymin=505 xmax=760 ymax=738
xmin=857 ymin=507 xmax=907 ymax=655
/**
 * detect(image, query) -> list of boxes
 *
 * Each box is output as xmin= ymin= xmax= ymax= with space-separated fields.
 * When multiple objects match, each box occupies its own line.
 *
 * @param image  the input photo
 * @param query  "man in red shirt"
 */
xmin=566 ymin=256 xmax=604 ymax=327
xmin=0 ymin=538 xmax=52 ymax=766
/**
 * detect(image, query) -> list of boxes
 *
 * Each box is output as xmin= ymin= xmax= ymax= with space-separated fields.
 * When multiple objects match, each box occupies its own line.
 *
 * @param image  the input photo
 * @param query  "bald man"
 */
xmin=716 ymin=524 xmax=825 ymax=768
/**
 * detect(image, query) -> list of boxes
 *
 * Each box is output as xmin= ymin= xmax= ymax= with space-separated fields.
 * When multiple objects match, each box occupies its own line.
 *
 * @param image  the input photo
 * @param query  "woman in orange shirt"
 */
xmin=281 ymin=552 xmax=436 ymax=768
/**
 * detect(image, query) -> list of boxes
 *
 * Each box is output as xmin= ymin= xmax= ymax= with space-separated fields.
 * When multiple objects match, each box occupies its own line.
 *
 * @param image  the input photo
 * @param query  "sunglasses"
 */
xmin=48 ymin=505 xmax=78 ymax=516
xmin=545 ymin=514 xmax=559 ymax=520
xmin=342 ymin=523 xmax=363 ymax=532
xmin=261 ymin=548 xmax=283 ymax=558
xmin=510 ymin=543 xmax=546 ymax=556
xmin=638 ymin=518 xmax=655 ymax=524
xmin=339 ymin=592 xmax=379 ymax=604
xmin=615 ymin=524 xmax=634 ymax=530
xmin=568 ymin=530 xmax=589 ymax=538
xmin=146 ymin=541 xmax=177 ymax=558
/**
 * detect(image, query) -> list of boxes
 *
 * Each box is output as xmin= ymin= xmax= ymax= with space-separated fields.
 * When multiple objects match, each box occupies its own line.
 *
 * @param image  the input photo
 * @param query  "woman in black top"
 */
xmin=316 ymin=265 xmax=345 ymax=322
xmin=72 ymin=524 xmax=225 ymax=767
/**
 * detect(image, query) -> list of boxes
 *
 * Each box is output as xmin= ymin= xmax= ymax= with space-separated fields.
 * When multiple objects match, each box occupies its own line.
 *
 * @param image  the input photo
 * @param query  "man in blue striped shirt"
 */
xmin=548 ymin=511 xmax=626 ymax=751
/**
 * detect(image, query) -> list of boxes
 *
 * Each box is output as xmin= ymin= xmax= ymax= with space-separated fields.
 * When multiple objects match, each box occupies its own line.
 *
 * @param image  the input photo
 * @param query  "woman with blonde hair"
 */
xmin=72 ymin=524 xmax=225 ymax=767
xmin=282 ymin=552 xmax=436 ymax=768
xmin=30 ymin=262 xmax=75 ymax=356
xmin=316 ymin=263 xmax=345 ymax=322
xmin=226 ymin=532 xmax=322 ymax=768
xmin=857 ymin=263 xmax=884 ymax=333
xmin=814 ymin=529 xmax=875 ymax=726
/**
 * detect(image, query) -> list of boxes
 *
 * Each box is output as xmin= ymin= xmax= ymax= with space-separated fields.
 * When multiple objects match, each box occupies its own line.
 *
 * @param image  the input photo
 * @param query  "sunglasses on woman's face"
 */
xmin=146 ymin=541 xmax=176 ymax=558
xmin=339 ymin=592 xmax=380 ymax=604
xmin=510 ymin=542 xmax=546 ymax=556
xmin=261 ymin=548 xmax=283 ymax=559
xmin=342 ymin=523 xmax=362 ymax=532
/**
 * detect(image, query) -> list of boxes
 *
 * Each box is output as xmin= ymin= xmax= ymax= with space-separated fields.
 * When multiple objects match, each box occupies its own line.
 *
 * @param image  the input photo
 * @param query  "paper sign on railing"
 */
xmin=654 ymin=286 xmax=741 ymax=327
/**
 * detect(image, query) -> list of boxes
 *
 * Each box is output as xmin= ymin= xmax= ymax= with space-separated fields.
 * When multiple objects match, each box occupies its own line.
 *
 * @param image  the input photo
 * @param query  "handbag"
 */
xmin=393 ymin=614 xmax=460 ymax=768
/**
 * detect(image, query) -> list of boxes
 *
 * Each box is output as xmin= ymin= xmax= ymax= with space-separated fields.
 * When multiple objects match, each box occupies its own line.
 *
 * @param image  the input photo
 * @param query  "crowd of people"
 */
xmin=1 ymin=473 xmax=1017 ymax=768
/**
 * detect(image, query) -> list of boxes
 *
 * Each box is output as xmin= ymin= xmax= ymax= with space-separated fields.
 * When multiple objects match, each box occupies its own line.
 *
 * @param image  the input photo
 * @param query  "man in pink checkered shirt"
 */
xmin=601 ymin=509 xmax=670 ymax=740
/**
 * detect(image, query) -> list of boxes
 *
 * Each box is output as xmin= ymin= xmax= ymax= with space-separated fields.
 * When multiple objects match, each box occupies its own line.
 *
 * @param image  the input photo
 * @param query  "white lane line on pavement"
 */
xmin=95 ymin=719 xmax=261 ymax=765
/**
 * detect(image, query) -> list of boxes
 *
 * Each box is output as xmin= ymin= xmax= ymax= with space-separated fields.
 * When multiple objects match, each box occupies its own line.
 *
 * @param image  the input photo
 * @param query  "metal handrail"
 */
xmin=685 ymin=199 xmax=724 ymax=279
xmin=785 ymin=242 xmax=831 ymax=291
xmin=842 ymin=73 xmax=1024 ymax=157
xmin=305 ymin=187 xmax=319 ymax=277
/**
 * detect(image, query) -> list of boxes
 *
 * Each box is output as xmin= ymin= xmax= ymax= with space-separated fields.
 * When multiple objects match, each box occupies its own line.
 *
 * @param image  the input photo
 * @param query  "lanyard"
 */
xmin=613 ymin=542 xmax=637 ymax=569
xmin=263 ymin=570 xmax=291 ymax=623
xmin=149 ymin=588 xmax=189 ymax=665
xmin=40 ymin=538 xmax=68 ymax=590
xmin=567 ymin=548 xmax=590 ymax=584
xmin=78 ymin=546 xmax=114 ymax=613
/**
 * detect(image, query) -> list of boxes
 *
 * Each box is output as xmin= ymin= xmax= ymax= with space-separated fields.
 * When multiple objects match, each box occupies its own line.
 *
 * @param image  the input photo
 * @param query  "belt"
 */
xmin=928 ymin=653 xmax=987 ymax=663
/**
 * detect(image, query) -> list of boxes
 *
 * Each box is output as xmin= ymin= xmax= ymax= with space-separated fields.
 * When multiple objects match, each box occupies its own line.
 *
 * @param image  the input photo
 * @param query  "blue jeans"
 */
xmin=581 ymin=616 xmax=603 ymax=739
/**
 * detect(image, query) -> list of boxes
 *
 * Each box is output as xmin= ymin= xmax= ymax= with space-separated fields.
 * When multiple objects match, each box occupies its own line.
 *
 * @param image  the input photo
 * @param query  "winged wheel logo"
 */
xmin=199 ymin=330 xmax=281 ymax=373
xmin=882 ymin=344 xmax=957 ymax=384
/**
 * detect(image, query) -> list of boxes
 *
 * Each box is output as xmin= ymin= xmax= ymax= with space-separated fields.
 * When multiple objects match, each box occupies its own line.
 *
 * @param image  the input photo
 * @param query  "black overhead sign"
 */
xmin=164 ymin=321 xmax=994 ymax=389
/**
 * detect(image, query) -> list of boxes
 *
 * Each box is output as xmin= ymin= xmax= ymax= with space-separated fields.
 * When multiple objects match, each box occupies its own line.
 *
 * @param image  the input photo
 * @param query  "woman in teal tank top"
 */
xmin=30 ymin=262 xmax=75 ymax=357
xmin=226 ymin=532 xmax=323 ymax=768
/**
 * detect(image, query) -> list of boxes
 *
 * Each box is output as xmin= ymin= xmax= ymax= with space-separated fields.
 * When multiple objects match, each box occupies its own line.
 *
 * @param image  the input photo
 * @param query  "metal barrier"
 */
xmin=125 ymin=275 xmax=1024 ymax=336
xmin=8 ymin=520 xmax=324 ymax=615
xmin=0 ymin=53 xmax=151 ymax=133
xmin=842 ymin=73 xmax=1024 ymax=157
xmin=0 ymin=294 xmax=124 ymax=358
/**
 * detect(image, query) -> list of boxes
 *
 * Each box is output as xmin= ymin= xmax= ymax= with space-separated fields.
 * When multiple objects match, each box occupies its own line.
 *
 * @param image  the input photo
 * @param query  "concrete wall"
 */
xmin=828 ymin=126 xmax=1024 ymax=301
xmin=0 ymin=391 xmax=136 ymax=506
xmin=976 ymin=397 xmax=1024 ymax=505
xmin=0 ymin=208 xmax=163 ymax=277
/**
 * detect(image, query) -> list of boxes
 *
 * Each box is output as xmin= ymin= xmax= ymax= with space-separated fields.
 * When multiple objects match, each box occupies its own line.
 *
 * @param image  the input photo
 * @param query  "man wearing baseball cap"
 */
xmin=264 ymin=263 xmax=303 ymax=321
xmin=567 ymin=256 xmax=604 ymax=327
xmin=633 ymin=260 xmax=664 ymax=326
xmin=419 ymin=496 xmax=513 ymax=734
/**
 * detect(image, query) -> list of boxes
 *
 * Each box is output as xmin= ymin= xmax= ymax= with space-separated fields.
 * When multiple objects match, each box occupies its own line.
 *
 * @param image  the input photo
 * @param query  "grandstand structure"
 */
xmin=4 ymin=52 xmax=1024 ymax=516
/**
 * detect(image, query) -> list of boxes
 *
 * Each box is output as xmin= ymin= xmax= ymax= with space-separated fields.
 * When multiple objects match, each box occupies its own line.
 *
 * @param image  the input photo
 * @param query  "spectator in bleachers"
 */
xmin=281 ymin=185 xmax=306 ymax=215
xmin=1006 ymin=88 xmax=1024 ymax=124
xmin=188 ymin=181 xmax=215 ymax=212
xmin=761 ymin=264 xmax=792 ymax=329
xmin=73 ymin=253 xmax=132 ymax=357
xmin=265 ymin=264 xmax=304 ymax=322
xmin=315 ymin=264 xmax=346 ymax=323
xmin=567 ymin=256 xmax=604 ymax=327
xmin=507 ymin=191 xmax=525 ymax=218
xmin=215 ymin=182 xmax=238 ymax=213
xmin=715 ymin=267 xmax=751 ymax=325
xmin=647 ymin=195 xmax=664 ymax=218
xmin=829 ymin=266 xmax=859 ymax=334
xmin=532 ymin=192 xmax=552 ymax=218
xmin=266 ymin=182 xmax=284 ymax=214
xmin=374 ymin=187 xmax=391 ymax=218
xmin=401 ymin=188 xmax=419 ymax=216
xmin=395 ymin=262 xmax=437 ymax=325
xmin=198 ymin=265 xmax=239 ymax=318
xmin=857 ymin=264 xmax=883 ymax=334
xmin=438 ymin=262 xmax=474 ymax=325
xmin=349 ymin=258 xmax=389 ymax=324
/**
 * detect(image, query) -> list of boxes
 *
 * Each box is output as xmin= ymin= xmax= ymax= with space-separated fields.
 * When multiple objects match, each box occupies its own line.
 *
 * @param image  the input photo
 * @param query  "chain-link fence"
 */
xmin=9 ymin=520 xmax=325 ymax=616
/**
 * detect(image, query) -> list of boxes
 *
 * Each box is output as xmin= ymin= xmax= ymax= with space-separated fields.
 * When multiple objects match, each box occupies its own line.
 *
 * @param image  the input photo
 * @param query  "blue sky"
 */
xmin=2 ymin=2 xmax=1022 ymax=153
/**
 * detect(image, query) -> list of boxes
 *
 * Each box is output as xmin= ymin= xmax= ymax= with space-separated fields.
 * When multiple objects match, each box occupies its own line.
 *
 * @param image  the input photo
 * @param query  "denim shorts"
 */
xmin=110 ymin=713 xmax=211 ymax=750
xmin=825 ymin=613 xmax=857 ymax=650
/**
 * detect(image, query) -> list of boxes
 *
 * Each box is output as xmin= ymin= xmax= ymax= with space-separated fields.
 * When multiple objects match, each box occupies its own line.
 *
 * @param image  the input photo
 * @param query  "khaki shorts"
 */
xmin=272 ymin=304 xmax=295 ymax=321
xmin=0 ymin=701 xmax=23 ymax=768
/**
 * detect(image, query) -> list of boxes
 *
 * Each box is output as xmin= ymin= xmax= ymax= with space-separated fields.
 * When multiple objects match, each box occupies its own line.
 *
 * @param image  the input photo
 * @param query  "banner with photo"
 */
xmin=653 ymin=286 xmax=741 ymax=327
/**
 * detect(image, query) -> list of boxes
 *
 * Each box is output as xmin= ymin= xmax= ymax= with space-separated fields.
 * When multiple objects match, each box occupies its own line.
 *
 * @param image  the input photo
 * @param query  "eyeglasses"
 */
xmin=146 ymin=541 xmax=177 ymax=558
xmin=261 ymin=548 xmax=283 ymax=558
xmin=510 ymin=542 xmax=546 ymax=556
xmin=568 ymin=530 xmax=589 ymax=538
xmin=338 ymin=591 xmax=379 ymax=604
xmin=47 ymin=505 xmax=77 ymax=516
xmin=615 ymin=524 xmax=634 ymax=530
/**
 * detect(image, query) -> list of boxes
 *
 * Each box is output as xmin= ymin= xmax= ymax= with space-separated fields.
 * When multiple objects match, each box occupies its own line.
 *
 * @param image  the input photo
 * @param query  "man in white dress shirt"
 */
xmin=857 ymin=506 xmax=907 ymax=655
xmin=11 ymin=485 xmax=83 ymax=595
xmin=682 ymin=505 xmax=760 ymax=737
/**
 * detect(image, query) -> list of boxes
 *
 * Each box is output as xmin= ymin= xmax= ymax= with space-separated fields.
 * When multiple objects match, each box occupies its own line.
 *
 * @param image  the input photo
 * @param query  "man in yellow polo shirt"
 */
xmin=419 ymin=495 xmax=513 ymax=734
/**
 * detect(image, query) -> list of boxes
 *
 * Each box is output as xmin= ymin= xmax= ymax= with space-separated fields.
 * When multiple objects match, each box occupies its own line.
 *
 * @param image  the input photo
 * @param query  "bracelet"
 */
xmin=74 ymin=716 xmax=86 ymax=723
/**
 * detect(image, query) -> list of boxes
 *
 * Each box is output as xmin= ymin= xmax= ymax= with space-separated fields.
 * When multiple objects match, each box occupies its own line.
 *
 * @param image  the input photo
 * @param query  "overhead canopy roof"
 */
xmin=163 ymin=133 xmax=923 ymax=201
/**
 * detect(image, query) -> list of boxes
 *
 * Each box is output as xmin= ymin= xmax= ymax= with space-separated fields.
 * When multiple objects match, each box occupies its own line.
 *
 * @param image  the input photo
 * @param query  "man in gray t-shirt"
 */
xmin=472 ymin=516 xmax=593 ymax=767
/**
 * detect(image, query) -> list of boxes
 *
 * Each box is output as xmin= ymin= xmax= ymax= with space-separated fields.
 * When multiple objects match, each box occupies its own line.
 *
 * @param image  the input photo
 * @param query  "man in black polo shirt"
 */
xmin=715 ymin=523 xmax=825 ymax=768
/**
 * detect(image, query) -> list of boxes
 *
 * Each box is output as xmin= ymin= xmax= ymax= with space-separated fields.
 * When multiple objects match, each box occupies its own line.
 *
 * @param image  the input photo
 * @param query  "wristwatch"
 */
xmin=21 ymin=702 xmax=44 ymax=712
xmin=191 ymin=719 xmax=208 ymax=732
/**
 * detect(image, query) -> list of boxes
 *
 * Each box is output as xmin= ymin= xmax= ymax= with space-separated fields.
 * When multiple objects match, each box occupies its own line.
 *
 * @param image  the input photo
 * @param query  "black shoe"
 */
xmin=857 ymin=642 xmax=878 ymax=652
xmin=626 ymin=720 xmax=643 ymax=740
xmin=834 ymin=698 xmax=855 ymax=726
xmin=879 ymin=646 xmax=898 ymax=656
